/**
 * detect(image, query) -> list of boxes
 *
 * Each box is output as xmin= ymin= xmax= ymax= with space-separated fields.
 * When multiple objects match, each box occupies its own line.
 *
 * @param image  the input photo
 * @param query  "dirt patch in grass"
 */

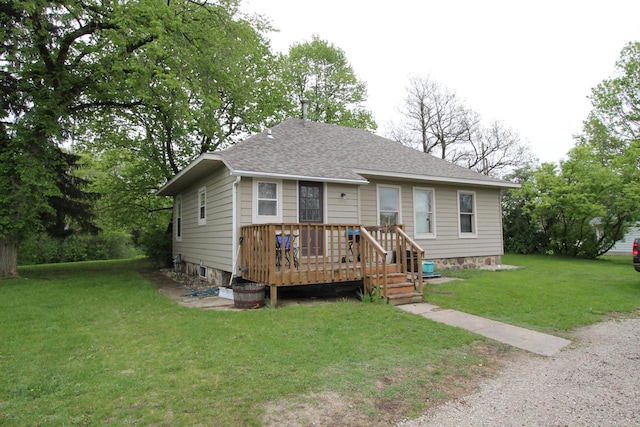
xmin=260 ymin=342 xmax=517 ymax=426
xmin=139 ymin=267 xmax=190 ymax=299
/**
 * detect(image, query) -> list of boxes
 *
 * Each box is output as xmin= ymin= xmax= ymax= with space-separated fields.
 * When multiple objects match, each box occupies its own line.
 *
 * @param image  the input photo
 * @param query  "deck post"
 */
xmin=270 ymin=284 xmax=278 ymax=306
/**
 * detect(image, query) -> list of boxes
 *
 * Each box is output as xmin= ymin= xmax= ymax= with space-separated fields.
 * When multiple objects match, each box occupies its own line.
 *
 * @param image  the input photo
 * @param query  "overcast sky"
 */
xmin=242 ymin=0 xmax=640 ymax=163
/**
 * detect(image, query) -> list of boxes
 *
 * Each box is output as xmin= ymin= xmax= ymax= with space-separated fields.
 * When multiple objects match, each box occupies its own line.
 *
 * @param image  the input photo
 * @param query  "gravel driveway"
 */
xmin=398 ymin=316 xmax=640 ymax=426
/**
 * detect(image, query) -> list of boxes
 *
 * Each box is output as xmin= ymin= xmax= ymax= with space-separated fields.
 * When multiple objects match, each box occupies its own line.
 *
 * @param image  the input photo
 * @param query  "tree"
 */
xmin=502 ymin=166 xmax=550 ymax=254
xmin=390 ymin=76 xmax=477 ymax=159
xmin=0 ymin=1 xmax=128 ymax=277
xmin=1 ymin=0 xmax=272 ymax=277
xmin=502 ymin=41 xmax=640 ymax=258
xmin=76 ymin=0 xmax=284 ymax=244
xmin=282 ymin=35 xmax=376 ymax=131
xmin=458 ymin=120 xmax=532 ymax=177
xmin=572 ymin=41 xmax=640 ymax=254
xmin=389 ymin=75 xmax=531 ymax=178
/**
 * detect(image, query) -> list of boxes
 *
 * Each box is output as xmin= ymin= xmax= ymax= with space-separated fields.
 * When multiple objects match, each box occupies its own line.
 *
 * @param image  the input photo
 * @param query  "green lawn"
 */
xmin=1 ymin=255 xmax=639 ymax=426
xmin=0 ymin=259 xmax=486 ymax=426
xmin=427 ymin=254 xmax=640 ymax=334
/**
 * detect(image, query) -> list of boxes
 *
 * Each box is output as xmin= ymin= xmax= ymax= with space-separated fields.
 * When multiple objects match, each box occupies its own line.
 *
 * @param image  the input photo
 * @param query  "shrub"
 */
xmin=138 ymin=224 xmax=173 ymax=268
xmin=18 ymin=231 xmax=137 ymax=265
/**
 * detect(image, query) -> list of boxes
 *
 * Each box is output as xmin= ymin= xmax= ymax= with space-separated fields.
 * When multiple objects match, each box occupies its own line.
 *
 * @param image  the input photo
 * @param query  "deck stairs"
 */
xmin=363 ymin=263 xmax=423 ymax=306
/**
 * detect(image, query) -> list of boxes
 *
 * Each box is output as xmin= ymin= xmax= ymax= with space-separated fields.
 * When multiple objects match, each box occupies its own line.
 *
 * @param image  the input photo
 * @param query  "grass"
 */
xmin=1 ymin=259 xmax=487 ymax=426
xmin=427 ymin=254 xmax=640 ymax=334
xmin=2 ymin=255 xmax=639 ymax=425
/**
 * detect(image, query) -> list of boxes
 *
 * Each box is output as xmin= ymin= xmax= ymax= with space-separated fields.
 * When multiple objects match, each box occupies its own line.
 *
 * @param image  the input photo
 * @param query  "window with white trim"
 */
xmin=198 ymin=187 xmax=206 ymax=225
xmin=414 ymin=187 xmax=435 ymax=238
xmin=175 ymin=196 xmax=182 ymax=241
xmin=458 ymin=191 xmax=477 ymax=237
xmin=378 ymin=185 xmax=401 ymax=226
xmin=199 ymin=265 xmax=207 ymax=279
xmin=253 ymin=180 xmax=282 ymax=223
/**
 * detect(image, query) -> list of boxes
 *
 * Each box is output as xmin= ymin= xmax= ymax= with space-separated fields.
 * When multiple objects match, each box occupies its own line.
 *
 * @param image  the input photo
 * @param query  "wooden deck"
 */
xmin=239 ymin=224 xmax=425 ymax=306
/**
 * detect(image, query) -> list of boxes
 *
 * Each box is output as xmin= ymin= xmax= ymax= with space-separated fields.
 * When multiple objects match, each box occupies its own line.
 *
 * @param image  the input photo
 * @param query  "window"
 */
xmin=258 ymin=182 xmax=277 ymax=216
xmin=199 ymin=265 xmax=207 ymax=279
xmin=414 ymin=188 xmax=435 ymax=238
xmin=378 ymin=185 xmax=401 ymax=226
xmin=175 ymin=196 xmax=182 ymax=241
xmin=458 ymin=191 xmax=477 ymax=237
xmin=198 ymin=187 xmax=206 ymax=225
xmin=253 ymin=180 xmax=282 ymax=223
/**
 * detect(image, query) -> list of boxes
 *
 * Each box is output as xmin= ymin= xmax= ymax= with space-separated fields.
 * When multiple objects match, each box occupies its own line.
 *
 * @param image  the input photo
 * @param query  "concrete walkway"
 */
xmin=397 ymin=303 xmax=571 ymax=357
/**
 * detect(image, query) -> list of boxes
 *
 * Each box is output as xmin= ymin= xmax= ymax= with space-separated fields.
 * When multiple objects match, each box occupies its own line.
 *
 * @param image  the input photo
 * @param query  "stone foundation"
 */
xmin=182 ymin=262 xmax=230 ymax=287
xmin=432 ymin=255 xmax=502 ymax=271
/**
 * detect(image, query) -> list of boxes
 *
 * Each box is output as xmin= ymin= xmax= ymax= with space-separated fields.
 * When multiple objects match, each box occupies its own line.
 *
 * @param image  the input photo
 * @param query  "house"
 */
xmin=157 ymin=118 xmax=519 ymax=305
xmin=606 ymin=223 xmax=640 ymax=255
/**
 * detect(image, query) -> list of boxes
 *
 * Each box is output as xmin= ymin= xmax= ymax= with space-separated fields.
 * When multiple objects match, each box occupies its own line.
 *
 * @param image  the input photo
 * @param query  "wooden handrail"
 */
xmin=359 ymin=226 xmax=388 ymax=298
xmin=396 ymin=226 xmax=425 ymax=294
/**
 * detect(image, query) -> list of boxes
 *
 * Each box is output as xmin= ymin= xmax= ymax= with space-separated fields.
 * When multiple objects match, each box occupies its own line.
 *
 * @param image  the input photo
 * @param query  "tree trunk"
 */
xmin=0 ymin=237 xmax=19 ymax=278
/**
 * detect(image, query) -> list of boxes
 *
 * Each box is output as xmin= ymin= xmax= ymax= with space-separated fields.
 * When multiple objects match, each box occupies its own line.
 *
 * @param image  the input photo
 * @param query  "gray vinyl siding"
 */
xmin=222 ymin=176 xmax=504 ymax=268
xmin=607 ymin=224 xmax=640 ymax=254
xmin=422 ymin=185 xmax=503 ymax=258
xmin=359 ymin=182 xmax=378 ymax=226
xmin=173 ymin=165 xmax=235 ymax=272
xmin=325 ymin=183 xmax=359 ymax=224
xmin=240 ymin=179 xmax=360 ymax=225
xmin=282 ymin=180 xmax=298 ymax=222
xmin=358 ymin=178 xmax=504 ymax=258
xmin=239 ymin=177 xmax=252 ymax=227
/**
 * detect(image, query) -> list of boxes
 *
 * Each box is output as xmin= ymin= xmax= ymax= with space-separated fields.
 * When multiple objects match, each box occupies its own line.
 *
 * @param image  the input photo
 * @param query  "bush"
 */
xmin=138 ymin=225 xmax=173 ymax=268
xmin=18 ymin=231 xmax=138 ymax=265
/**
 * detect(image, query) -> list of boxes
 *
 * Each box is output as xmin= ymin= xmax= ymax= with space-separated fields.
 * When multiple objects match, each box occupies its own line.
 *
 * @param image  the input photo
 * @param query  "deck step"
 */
xmin=365 ymin=272 xmax=406 ymax=284
xmin=385 ymin=281 xmax=416 ymax=294
xmin=386 ymin=292 xmax=424 ymax=306
xmin=363 ymin=263 xmax=399 ymax=275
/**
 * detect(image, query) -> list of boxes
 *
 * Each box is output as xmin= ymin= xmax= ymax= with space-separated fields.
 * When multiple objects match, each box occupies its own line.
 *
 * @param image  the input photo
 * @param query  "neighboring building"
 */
xmin=157 ymin=118 xmax=518 ymax=299
xmin=606 ymin=224 xmax=640 ymax=255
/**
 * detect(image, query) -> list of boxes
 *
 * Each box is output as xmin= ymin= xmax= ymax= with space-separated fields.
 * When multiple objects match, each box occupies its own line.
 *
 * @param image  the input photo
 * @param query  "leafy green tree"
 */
xmin=502 ymin=166 xmax=549 ymax=254
xmin=1 ymin=0 xmax=272 ymax=276
xmin=282 ymin=35 xmax=376 ymax=131
xmin=502 ymin=41 xmax=640 ymax=258
xmin=76 ymin=1 xmax=284 ymax=246
xmin=0 ymin=1 xmax=129 ymax=277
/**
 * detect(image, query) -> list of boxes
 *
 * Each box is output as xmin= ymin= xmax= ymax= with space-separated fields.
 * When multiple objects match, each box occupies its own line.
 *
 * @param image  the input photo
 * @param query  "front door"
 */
xmin=299 ymin=181 xmax=324 ymax=256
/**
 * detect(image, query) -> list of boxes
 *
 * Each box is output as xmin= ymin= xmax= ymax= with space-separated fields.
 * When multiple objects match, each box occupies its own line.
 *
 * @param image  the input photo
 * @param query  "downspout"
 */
xmin=230 ymin=176 xmax=242 ymax=283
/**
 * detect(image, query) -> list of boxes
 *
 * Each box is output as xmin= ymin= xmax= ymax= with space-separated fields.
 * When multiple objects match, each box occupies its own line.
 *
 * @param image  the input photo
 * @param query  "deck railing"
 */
xmin=358 ymin=227 xmax=389 ymax=297
xmin=363 ymin=225 xmax=425 ymax=297
xmin=239 ymin=223 xmax=424 ymax=303
xmin=395 ymin=226 xmax=425 ymax=294
xmin=240 ymin=223 xmax=365 ymax=288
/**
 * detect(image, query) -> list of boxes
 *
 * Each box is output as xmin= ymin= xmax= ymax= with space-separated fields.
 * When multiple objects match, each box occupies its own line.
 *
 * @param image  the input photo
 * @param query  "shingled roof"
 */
xmin=221 ymin=118 xmax=514 ymax=186
xmin=157 ymin=118 xmax=517 ymax=196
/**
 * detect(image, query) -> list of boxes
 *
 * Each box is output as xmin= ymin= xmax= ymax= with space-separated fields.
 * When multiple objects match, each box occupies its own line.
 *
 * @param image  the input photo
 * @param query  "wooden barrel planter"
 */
xmin=233 ymin=283 xmax=266 ymax=309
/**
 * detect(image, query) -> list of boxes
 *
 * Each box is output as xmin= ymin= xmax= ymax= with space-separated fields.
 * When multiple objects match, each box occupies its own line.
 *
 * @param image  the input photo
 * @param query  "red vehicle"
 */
xmin=634 ymin=238 xmax=640 ymax=272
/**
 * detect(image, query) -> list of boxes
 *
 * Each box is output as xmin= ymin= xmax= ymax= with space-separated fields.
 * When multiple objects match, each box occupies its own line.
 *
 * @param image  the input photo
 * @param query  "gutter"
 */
xmin=230 ymin=170 xmax=368 ymax=185
xmin=230 ymin=176 xmax=242 ymax=281
xmin=352 ymin=168 xmax=521 ymax=189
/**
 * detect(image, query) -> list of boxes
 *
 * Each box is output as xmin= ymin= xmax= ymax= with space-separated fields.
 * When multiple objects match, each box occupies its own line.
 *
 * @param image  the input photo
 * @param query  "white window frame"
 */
xmin=413 ymin=187 xmax=436 ymax=239
xmin=199 ymin=264 xmax=207 ymax=279
xmin=175 ymin=196 xmax=182 ymax=242
xmin=377 ymin=184 xmax=402 ymax=226
xmin=252 ymin=179 xmax=283 ymax=224
xmin=457 ymin=190 xmax=477 ymax=238
xmin=198 ymin=186 xmax=206 ymax=225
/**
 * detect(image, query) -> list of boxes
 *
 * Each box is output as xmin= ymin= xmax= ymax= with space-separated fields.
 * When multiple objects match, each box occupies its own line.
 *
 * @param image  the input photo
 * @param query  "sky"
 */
xmin=241 ymin=0 xmax=640 ymax=163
